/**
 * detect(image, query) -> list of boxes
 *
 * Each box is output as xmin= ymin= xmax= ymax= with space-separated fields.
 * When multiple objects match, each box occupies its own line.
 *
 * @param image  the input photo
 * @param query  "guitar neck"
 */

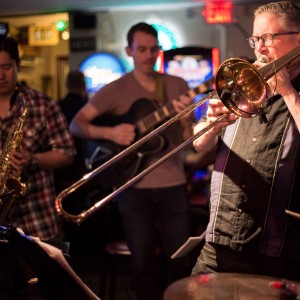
xmin=136 ymin=77 xmax=214 ymax=134
xmin=136 ymin=102 xmax=175 ymax=134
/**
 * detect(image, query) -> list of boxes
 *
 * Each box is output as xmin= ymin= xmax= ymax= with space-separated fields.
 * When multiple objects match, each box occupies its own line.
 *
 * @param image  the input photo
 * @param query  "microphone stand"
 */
xmin=285 ymin=209 xmax=300 ymax=220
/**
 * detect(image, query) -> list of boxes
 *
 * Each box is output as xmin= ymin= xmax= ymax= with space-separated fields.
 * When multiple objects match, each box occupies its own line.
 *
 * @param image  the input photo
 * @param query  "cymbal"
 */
xmin=164 ymin=273 xmax=300 ymax=300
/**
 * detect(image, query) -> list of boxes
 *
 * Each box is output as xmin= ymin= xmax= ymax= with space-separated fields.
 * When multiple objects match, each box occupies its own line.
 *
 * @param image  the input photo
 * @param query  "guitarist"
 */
xmin=70 ymin=22 xmax=194 ymax=300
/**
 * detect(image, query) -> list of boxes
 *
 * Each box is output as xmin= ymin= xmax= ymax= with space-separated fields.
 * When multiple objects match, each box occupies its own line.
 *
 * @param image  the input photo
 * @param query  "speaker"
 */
xmin=73 ymin=14 xmax=97 ymax=29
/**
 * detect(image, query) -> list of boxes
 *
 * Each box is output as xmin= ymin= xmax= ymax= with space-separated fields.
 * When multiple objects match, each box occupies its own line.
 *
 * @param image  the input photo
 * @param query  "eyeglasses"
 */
xmin=247 ymin=32 xmax=299 ymax=48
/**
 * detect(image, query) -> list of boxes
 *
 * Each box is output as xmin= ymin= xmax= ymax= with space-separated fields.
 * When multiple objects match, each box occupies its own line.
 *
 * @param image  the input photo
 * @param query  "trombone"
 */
xmin=55 ymin=45 xmax=300 ymax=224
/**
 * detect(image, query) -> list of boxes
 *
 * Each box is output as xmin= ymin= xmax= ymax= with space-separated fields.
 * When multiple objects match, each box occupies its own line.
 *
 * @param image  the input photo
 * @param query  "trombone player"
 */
xmin=192 ymin=1 xmax=300 ymax=281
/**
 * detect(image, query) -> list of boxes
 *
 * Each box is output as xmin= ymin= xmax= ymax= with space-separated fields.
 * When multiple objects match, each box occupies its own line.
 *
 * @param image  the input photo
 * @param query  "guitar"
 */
xmin=83 ymin=78 xmax=214 ymax=188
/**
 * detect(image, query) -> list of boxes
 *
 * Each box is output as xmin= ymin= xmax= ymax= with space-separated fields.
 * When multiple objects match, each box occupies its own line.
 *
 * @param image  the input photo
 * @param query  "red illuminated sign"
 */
xmin=203 ymin=2 xmax=233 ymax=24
xmin=212 ymin=47 xmax=220 ymax=76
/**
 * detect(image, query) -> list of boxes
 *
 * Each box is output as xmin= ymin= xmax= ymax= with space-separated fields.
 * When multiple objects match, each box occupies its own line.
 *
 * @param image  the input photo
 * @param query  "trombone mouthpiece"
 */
xmin=259 ymin=55 xmax=269 ymax=63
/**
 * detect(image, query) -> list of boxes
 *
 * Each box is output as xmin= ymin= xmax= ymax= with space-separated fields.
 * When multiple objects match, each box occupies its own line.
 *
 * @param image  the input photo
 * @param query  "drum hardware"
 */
xmin=163 ymin=273 xmax=300 ymax=300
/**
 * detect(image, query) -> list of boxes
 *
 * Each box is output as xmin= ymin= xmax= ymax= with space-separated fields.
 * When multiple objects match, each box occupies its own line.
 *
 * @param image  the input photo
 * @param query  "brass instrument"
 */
xmin=0 ymin=93 xmax=28 ymax=223
xmin=56 ymin=46 xmax=300 ymax=224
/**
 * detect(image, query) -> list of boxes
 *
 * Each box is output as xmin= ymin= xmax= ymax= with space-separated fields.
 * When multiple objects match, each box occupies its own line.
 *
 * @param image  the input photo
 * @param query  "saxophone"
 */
xmin=0 ymin=93 xmax=28 ymax=223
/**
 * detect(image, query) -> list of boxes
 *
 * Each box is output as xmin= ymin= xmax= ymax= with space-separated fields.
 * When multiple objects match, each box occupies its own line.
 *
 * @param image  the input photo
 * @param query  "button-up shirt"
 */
xmin=206 ymin=79 xmax=300 ymax=258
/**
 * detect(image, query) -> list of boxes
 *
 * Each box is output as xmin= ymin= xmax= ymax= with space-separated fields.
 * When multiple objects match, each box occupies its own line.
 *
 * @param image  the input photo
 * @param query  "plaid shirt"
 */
xmin=0 ymin=86 xmax=76 ymax=240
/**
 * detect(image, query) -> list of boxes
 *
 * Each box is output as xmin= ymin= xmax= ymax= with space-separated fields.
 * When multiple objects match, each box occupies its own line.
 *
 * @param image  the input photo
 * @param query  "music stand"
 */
xmin=0 ymin=225 xmax=100 ymax=300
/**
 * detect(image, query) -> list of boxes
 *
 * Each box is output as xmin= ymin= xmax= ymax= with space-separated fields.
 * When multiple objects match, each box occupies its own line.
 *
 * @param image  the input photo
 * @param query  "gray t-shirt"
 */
xmin=89 ymin=71 xmax=190 ymax=188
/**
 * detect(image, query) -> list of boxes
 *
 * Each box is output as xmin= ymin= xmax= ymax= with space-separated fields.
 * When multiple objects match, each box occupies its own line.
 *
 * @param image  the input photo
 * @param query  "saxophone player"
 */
xmin=0 ymin=36 xmax=75 ymax=241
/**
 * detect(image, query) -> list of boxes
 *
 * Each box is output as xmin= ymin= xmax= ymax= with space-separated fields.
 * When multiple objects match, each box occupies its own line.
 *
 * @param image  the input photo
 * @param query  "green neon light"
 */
xmin=152 ymin=23 xmax=177 ymax=51
xmin=56 ymin=20 xmax=67 ymax=31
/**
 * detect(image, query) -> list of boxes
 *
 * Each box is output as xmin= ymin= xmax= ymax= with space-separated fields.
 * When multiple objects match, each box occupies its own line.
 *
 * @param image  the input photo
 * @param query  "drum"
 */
xmin=164 ymin=273 xmax=300 ymax=300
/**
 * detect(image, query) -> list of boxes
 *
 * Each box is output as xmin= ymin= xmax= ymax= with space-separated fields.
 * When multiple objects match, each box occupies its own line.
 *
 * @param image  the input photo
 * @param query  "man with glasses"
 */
xmin=192 ymin=1 xmax=300 ymax=281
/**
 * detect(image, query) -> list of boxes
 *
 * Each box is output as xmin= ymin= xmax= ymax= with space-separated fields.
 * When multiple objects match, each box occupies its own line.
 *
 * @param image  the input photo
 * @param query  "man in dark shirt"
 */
xmin=192 ymin=0 xmax=300 ymax=281
xmin=58 ymin=70 xmax=88 ymax=124
xmin=55 ymin=70 xmax=87 ymax=193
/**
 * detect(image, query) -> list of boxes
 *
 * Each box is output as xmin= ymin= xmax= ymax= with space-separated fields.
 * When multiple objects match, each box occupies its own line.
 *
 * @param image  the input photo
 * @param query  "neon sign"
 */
xmin=203 ymin=2 xmax=233 ymax=24
xmin=79 ymin=52 xmax=125 ymax=95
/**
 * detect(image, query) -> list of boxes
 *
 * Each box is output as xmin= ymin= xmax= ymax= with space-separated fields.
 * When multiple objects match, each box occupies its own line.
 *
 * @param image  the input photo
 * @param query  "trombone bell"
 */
xmin=216 ymin=59 xmax=268 ymax=118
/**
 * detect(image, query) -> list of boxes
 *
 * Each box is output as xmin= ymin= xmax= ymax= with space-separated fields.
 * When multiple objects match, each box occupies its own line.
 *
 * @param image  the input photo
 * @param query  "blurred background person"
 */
xmin=58 ymin=70 xmax=88 ymax=124
xmin=54 ymin=69 xmax=95 ymax=258
xmin=55 ymin=70 xmax=88 ymax=194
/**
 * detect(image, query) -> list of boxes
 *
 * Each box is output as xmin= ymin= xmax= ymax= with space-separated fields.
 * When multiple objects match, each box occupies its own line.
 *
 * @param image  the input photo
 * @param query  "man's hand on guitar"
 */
xmin=172 ymin=95 xmax=194 ymax=140
xmin=111 ymin=123 xmax=136 ymax=146
xmin=172 ymin=95 xmax=193 ymax=114
xmin=172 ymin=94 xmax=194 ymax=129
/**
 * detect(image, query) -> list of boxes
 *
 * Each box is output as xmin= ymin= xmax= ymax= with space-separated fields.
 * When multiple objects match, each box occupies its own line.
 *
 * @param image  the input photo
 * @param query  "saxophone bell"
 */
xmin=5 ymin=176 xmax=27 ymax=196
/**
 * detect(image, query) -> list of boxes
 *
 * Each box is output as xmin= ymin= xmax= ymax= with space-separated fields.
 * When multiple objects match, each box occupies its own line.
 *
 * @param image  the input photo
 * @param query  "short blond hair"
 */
xmin=254 ymin=1 xmax=300 ymax=31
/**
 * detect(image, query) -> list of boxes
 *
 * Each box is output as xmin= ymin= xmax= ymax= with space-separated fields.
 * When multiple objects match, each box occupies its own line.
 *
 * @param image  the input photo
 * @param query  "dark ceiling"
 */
xmin=0 ymin=0 xmax=270 ymax=17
